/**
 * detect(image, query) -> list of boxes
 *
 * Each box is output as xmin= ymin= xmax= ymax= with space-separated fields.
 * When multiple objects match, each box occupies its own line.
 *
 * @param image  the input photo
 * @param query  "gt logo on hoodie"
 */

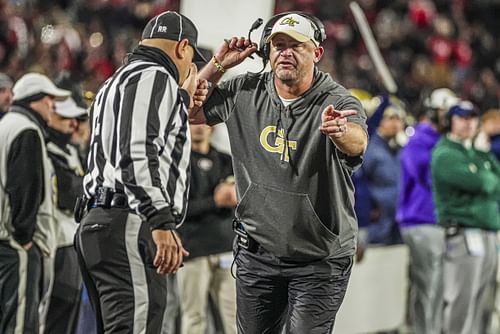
xmin=259 ymin=125 xmax=297 ymax=162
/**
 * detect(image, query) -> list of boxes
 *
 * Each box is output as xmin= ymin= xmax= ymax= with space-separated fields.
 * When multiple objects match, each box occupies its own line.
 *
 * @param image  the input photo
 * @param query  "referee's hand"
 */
xmin=152 ymin=229 xmax=189 ymax=274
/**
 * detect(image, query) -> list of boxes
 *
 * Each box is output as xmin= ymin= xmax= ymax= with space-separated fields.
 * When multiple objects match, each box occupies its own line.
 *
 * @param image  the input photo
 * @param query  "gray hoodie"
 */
xmin=204 ymin=70 xmax=367 ymax=261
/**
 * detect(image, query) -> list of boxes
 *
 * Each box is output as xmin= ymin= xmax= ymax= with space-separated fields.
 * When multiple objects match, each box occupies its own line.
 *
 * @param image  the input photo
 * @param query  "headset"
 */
xmin=247 ymin=12 xmax=327 ymax=69
xmin=423 ymin=88 xmax=458 ymax=130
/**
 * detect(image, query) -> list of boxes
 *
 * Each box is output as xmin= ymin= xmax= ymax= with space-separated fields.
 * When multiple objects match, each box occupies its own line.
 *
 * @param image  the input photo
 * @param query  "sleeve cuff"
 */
xmin=179 ymin=89 xmax=191 ymax=109
xmin=12 ymin=232 xmax=32 ymax=246
xmin=147 ymin=207 xmax=177 ymax=231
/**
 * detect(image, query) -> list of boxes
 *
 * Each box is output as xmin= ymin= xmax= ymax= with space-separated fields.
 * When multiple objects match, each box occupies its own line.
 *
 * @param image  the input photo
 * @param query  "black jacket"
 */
xmin=178 ymin=146 xmax=234 ymax=260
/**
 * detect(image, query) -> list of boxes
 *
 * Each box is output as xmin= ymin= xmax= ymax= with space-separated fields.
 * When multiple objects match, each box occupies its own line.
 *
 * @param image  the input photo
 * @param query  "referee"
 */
xmin=75 ymin=11 xmax=207 ymax=333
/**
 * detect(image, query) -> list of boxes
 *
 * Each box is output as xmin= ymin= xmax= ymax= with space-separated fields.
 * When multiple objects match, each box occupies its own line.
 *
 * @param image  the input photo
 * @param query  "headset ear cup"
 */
xmin=262 ymin=44 xmax=269 ymax=60
xmin=426 ymin=108 xmax=438 ymax=125
xmin=443 ymin=111 xmax=452 ymax=132
xmin=299 ymin=13 xmax=326 ymax=44
xmin=259 ymin=13 xmax=284 ymax=60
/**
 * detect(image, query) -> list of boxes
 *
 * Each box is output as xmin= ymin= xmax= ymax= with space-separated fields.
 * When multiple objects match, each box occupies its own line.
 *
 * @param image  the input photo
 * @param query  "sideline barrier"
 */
xmin=335 ymin=244 xmax=410 ymax=334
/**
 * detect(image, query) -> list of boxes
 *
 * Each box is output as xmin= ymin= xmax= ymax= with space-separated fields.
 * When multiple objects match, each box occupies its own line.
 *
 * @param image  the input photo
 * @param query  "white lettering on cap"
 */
xmin=158 ymin=26 xmax=167 ymax=33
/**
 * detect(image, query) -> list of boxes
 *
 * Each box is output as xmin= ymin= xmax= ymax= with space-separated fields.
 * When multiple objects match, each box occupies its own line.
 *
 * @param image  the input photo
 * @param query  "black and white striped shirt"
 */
xmin=83 ymin=48 xmax=191 ymax=229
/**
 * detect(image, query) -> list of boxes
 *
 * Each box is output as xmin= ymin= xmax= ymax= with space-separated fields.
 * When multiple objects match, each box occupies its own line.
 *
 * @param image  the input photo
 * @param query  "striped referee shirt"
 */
xmin=83 ymin=46 xmax=191 ymax=229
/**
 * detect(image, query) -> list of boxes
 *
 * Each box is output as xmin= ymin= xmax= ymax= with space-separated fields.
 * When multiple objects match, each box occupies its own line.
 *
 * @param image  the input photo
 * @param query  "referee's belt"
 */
xmin=90 ymin=187 xmax=129 ymax=209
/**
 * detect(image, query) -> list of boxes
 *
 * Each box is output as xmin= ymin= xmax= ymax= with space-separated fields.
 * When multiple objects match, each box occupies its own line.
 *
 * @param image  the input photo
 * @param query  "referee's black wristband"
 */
xmin=147 ymin=207 xmax=176 ymax=231
xmin=179 ymin=88 xmax=191 ymax=109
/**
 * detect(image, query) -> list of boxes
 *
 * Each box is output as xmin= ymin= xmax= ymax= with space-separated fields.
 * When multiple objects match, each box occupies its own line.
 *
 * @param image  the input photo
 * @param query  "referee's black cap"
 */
xmin=142 ymin=11 xmax=207 ymax=63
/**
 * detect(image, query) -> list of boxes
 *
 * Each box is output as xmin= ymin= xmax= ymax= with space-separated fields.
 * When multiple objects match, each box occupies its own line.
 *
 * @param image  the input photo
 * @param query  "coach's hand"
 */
xmin=182 ymin=63 xmax=198 ymax=108
xmin=215 ymin=37 xmax=257 ymax=70
xmin=193 ymin=79 xmax=209 ymax=108
xmin=320 ymin=105 xmax=368 ymax=156
xmin=319 ymin=106 xmax=357 ymax=139
xmin=152 ymin=229 xmax=189 ymax=274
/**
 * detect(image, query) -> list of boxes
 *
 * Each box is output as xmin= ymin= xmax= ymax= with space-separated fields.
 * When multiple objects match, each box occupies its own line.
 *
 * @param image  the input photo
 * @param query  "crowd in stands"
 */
xmin=0 ymin=0 xmax=498 ymax=116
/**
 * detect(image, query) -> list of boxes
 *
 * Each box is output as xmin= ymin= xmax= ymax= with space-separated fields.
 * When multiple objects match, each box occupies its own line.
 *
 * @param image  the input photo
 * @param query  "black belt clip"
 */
xmin=74 ymin=194 xmax=89 ymax=223
xmin=443 ymin=219 xmax=463 ymax=238
xmin=232 ymin=219 xmax=258 ymax=252
xmin=95 ymin=187 xmax=114 ymax=207
xmin=91 ymin=187 xmax=129 ymax=209
xmin=445 ymin=225 xmax=462 ymax=238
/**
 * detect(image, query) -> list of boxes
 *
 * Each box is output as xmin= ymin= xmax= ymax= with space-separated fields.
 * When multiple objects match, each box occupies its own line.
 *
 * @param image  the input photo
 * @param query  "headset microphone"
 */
xmin=249 ymin=18 xmax=264 ymax=35
xmin=248 ymin=18 xmax=264 ymax=56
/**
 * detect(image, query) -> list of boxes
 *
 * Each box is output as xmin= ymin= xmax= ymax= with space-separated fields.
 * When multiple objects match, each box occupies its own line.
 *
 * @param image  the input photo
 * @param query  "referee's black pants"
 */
xmin=234 ymin=243 xmax=353 ymax=334
xmin=75 ymin=207 xmax=170 ymax=334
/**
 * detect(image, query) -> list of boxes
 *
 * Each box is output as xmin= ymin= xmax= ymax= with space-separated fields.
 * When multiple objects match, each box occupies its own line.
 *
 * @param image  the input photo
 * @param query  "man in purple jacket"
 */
xmin=396 ymin=88 xmax=458 ymax=334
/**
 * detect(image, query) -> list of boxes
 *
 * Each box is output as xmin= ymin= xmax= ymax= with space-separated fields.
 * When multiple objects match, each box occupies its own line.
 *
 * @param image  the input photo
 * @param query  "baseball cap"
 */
xmin=448 ymin=101 xmax=478 ymax=118
xmin=266 ymin=13 xmax=320 ymax=46
xmin=55 ymin=97 xmax=88 ymax=119
xmin=383 ymin=104 xmax=406 ymax=119
xmin=0 ymin=73 xmax=13 ymax=89
xmin=425 ymin=88 xmax=459 ymax=110
xmin=141 ymin=11 xmax=207 ymax=63
xmin=13 ymin=73 xmax=71 ymax=102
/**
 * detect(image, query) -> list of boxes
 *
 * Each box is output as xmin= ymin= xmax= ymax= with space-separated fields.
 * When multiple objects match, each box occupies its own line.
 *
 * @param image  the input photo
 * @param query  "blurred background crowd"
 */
xmin=1 ymin=0 xmax=500 ymax=114
xmin=0 ymin=0 xmax=499 ymax=333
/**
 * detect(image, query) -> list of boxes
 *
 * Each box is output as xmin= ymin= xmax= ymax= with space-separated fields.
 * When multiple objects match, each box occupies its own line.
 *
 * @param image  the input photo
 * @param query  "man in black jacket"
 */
xmin=177 ymin=124 xmax=237 ymax=334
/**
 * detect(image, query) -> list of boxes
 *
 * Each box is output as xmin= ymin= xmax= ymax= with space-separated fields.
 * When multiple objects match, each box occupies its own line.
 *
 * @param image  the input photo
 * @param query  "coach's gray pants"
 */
xmin=401 ymin=224 xmax=445 ymax=334
xmin=443 ymin=228 xmax=497 ymax=334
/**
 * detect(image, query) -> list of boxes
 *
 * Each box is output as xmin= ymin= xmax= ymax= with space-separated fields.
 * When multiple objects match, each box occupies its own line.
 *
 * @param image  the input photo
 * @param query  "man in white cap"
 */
xmin=192 ymin=11 xmax=368 ymax=333
xmin=396 ymin=87 xmax=459 ymax=334
xmin=43 ymin=97 xmax=87 ymax=334
xmin=0 ymin=72 xmax=70 ymax=334
xmin=396 ymin=88 xmax=460 ymax=334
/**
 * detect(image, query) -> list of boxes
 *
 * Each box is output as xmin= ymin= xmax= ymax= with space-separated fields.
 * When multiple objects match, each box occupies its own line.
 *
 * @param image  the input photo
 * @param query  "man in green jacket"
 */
xmin=431 ymin=100 xmax=500 ymax=334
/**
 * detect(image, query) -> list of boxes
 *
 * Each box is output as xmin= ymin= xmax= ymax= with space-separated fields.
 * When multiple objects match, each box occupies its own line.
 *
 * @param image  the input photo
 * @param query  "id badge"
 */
xmin=219 ymin=252 xmax=234 ymax=269
xmin=464 ymin=228 xmax=485 ymax=257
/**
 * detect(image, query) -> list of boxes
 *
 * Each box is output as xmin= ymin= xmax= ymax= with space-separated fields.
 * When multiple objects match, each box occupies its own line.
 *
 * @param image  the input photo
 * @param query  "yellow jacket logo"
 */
xmin=280 ymin=17 xmax=300 ymax=27
xmin=260 ymin=126 xmax=297 ymax=162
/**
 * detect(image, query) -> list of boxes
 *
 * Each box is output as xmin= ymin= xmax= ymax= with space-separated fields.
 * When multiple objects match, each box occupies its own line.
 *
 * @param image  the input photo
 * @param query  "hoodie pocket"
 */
xmin=236 ymin=183 xmax=340 ymax=261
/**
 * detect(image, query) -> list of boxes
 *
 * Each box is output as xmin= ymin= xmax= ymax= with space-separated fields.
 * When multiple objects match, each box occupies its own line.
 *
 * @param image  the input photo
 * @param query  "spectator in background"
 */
xmin=357 ymin=96 xmax=406 ymax=245
xmin=432 ymin=101 xmax=500 ymax=334
xmin=0 ymin=73 xmax=13 ymax=117
xmin=476 ymin=109 xmax=500 ymax=161
xmin=396 ymin=88 xmax=458 ymax=334
xmin=0 ymin=73 xmax=70 ymax=334
xmin=177 ymin=124 xmax=237 ymax=334
xmin=44 ymin=97 xmax=88 ymax=334
xmin=54 ymin=72 xmax=92 ymax=167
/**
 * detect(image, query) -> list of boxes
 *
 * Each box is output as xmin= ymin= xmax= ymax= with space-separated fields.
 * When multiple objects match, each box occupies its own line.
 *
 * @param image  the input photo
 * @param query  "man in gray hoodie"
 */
xmin=191 ymin=12 xmax=368 ymax=334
